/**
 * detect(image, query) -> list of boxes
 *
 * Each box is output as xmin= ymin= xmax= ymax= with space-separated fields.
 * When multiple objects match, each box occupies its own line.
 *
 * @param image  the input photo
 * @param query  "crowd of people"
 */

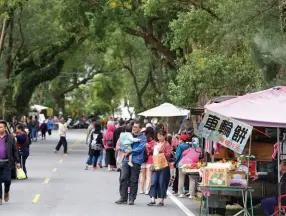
xmin=0 ymin=115 xmax=56 ymax=205
xmin=85 ymin=117 xmax=201 ymax=207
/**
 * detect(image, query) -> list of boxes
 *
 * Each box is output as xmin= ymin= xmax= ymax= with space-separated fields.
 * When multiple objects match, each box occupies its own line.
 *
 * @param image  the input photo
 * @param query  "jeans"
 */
xmin=261 ymin=196 xmax=277 ymax=216
xmin=119 ymin=162 xmax=141 ymax=201
xmin=55 ymin=137 xmax=68 ymax=153
xmin=149 ymin=167 xmax=170 ymax=199
xmin=86 ymin=155 xmax=99 ymax=167
xmin=98 ymin=150 xmax=103 ymax=165
xmin=31 ymin=128 xmax=37 ymax=142
xmin=0 ymin=161 xmax=11 ymax=198
xmin=20 ymin=155 xmax=29 ymax=177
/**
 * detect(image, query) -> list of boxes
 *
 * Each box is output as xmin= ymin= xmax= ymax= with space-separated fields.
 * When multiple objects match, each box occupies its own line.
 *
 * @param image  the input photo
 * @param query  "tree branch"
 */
xmin=181 ymin=0 xmax=222 ymax=21
xmin=12 ymin=7 xmax=24 ymax=65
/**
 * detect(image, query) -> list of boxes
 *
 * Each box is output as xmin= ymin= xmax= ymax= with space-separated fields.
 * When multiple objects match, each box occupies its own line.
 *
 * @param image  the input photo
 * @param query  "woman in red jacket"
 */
xmin=103 ymin=125 xmax=116 ymax=171
xmin=147 ymin=129 xmax=172 ymax=207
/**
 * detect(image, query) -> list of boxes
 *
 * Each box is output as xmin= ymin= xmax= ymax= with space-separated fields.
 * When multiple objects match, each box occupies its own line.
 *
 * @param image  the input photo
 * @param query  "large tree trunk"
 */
xmin=53 ymin=94 xmax=65 ymax=115
xmin=2 ymin=81 xmax=17 ymax=121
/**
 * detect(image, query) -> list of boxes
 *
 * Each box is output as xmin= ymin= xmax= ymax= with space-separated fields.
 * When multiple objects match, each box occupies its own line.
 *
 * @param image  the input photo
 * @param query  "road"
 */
xmin=1 ymin=129 xmax=200 ymax=216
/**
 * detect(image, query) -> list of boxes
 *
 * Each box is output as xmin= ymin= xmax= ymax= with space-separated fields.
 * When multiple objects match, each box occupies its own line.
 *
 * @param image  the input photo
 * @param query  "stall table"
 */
xmin=199 ymin=186 xmax=254 ymax=216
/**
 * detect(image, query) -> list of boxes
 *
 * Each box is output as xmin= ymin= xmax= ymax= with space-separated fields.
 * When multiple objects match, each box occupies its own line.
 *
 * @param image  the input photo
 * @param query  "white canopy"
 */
xmin=138 ymin=103 xmax=189 ymax=117
xmin=31 ymin=104 xmax=49 ymax=110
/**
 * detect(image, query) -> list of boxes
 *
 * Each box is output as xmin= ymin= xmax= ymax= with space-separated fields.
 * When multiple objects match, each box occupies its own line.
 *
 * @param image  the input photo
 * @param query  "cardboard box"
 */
xmin=203 ymin=167 xmax=228 ymax=187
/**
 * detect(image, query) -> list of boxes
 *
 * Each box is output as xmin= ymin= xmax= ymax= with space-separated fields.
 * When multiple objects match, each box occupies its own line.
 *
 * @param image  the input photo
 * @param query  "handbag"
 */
xmin=153 ymin=153 xmax=168 ymax=170
xmin=16 ymin=168 xmax=26 ymax=180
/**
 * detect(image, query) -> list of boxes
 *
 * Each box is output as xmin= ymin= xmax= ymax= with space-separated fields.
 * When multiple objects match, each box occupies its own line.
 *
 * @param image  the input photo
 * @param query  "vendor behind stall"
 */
xmin=252 ymin=159 xmax=286 ymax=216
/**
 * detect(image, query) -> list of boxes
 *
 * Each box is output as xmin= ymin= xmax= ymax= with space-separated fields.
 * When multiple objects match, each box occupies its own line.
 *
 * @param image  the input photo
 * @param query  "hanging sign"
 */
xmin=197 ymin=111 xmax=253 ymax=154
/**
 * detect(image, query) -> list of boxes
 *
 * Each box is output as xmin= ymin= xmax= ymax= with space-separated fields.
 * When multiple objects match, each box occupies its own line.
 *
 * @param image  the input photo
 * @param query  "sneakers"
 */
xmin=189 ymin=195 xmax=195 ymax=199
xmin=115 ymin=199 xmax=127 ymax=205
xmin=4 ymin=193 xmax=9 ymax=202
xmin=129 ymin=200 xmax=135 ymax=205
xmin=147 ymin=201 xmax=156 ymax=206
xmin=53 ymin=149 xmax=58 ymax=153
xmin=85 ymin=165 xmax=88 ymax=170
xmin=179 ymin=194 xmax=186 ymax=198
xmin=139 ymin=191 xmax=144 ymax=194
xmin=172 ymin=191 xmax=178 ymax=196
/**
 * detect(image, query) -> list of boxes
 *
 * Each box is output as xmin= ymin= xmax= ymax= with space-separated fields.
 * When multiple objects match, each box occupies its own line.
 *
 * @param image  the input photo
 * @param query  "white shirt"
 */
xmin=58 ymin=123 xmax=68 ymax=137
xmin=153 ymin=143 xmax=163 ymax=156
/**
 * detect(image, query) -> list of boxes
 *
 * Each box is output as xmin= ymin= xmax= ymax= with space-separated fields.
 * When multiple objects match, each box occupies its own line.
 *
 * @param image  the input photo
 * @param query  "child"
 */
xmin=119 ymin=125 xmax=141 ymax=167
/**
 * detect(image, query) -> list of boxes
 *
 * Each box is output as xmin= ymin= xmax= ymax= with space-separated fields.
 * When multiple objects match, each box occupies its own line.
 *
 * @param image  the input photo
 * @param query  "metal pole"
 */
xmin=245 ymin=133 xmax=252 ymax=215
xmin=277 ymin=128 xmax=281 ymax=216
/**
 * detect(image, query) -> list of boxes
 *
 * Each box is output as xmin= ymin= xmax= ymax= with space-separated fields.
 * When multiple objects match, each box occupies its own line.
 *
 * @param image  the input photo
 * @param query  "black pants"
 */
xmin=119 ymin=162 xmax=141 ymax=202
xmin=20 ymin=155 xmax=28 ymax=176
xmin=55 ymin=136 xmax=68 ymax=153
xmin=0 ymin=161 xmax=11 ymax=198
xmin=41 ymin=131 xmax=46 ymax=139
xmin=48 ymin=129 xmax=52 ymax=136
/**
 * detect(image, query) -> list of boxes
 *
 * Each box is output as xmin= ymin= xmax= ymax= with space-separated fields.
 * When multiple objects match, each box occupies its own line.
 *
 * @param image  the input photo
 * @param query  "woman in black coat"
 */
xmin=85 ymin=123 xmax=104 ymax=170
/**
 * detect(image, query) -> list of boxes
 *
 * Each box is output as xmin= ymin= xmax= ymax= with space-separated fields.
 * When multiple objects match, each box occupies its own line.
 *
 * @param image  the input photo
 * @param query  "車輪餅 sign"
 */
xmin=197 ymin=111 xmax=253 ymax=154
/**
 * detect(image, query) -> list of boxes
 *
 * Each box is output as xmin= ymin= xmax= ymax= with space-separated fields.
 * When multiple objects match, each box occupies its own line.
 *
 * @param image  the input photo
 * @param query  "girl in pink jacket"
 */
xmin=103 ymin=125 xmax=116 ymax=171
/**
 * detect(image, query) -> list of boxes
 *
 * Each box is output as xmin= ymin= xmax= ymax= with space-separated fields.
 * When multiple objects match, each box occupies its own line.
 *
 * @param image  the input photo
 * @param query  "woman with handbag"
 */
xmin=147 ymin=129 xmax=172 ymax=207
xmin=139 ymin=127 xmax=156 ymax=195
xmin=14 ymin=124 xmax=29 ymax=178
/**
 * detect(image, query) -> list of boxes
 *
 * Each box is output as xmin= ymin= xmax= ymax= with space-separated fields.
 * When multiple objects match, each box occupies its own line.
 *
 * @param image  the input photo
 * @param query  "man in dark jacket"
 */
xmin=252 ymin=159 xmax=286 ymax=216
xmin=0 ymin=120 xmax=20 ymax=205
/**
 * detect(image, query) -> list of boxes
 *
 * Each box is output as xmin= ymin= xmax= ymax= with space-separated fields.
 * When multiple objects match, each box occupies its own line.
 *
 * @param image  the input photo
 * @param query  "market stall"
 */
xmin=197 ymin=110 xmax=254 ymax=216
xmin=202 ymin=86 xmax=286 ymax=216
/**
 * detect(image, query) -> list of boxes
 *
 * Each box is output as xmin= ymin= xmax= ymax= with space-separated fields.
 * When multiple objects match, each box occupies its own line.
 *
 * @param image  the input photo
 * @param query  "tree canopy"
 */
xmin=0 ymin=0 xmax=284 ymax=119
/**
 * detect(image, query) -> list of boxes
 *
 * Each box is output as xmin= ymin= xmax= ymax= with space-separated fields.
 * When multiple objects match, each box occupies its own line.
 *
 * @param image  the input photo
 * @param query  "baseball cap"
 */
xmin=178 ymin=134 xmax=188 ymax=141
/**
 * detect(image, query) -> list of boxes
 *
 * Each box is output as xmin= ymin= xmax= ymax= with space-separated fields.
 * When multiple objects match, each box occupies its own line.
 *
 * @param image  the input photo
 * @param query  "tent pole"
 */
xmin=277 ymin=128 xmax=281 ymax=216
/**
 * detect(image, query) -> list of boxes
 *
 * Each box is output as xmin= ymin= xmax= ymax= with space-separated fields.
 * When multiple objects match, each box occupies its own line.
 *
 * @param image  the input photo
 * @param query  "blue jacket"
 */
xmin=175 ymin=143 xmax=190 ymax=168
xmin=47 ymin=121 xmax=54 ymax=130
xmin=121 ymin=133 xmax=146 ymax=165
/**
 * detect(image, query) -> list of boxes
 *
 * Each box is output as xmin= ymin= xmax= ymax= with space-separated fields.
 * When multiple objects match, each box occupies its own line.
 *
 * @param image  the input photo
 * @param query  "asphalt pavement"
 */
xmin=0 ymin=129 xmax=200 ymax=216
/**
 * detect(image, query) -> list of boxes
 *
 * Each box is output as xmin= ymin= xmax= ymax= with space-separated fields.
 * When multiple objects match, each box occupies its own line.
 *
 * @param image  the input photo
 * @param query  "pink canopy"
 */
xmin=205 ymin=86 xmax=286 ymax=127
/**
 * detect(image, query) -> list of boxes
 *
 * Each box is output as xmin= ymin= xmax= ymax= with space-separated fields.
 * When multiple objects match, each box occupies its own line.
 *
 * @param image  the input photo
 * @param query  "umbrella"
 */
xmin=138 ymin=103 xmax=189 ymax=117
xmin=31 ymin=104 xmax=49 ymax=110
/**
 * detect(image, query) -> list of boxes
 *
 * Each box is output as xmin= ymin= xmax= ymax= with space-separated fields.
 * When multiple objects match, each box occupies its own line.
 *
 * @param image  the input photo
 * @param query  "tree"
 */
xmin=0 ymin=0 xmax=89 ymax=120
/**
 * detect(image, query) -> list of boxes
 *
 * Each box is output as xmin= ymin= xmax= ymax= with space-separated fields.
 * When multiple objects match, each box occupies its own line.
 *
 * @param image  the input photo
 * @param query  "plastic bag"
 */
xmin=179 ymin=148 xmax=201 ymax=168
xmin=17 ymin=168 xmax=26 ymax=180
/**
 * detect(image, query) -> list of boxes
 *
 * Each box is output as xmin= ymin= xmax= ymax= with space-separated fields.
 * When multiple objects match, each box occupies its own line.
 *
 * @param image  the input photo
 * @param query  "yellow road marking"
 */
xmin=32 ymin=194 xmax=41 ymax=203
xmin=59 ymin=159 xmax=63 ymax=163
xmin=44 ymin=178 xmax=50 ymax=184
xmin=52 ymin=168 xmax=57 ymax=172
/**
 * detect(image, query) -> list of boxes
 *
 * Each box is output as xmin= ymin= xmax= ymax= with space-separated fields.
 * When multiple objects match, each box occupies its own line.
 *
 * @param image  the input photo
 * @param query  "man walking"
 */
xmin=115 ymin=122 xmax=146 ymax=205
xmin=0 ymin=120 xmax=20 ymax=205
xmin=54 ymin=117 xmax=68 ymax=154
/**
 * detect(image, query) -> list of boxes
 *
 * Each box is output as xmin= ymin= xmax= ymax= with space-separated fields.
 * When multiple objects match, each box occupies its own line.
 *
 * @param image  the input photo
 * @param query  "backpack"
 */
xmin=91 ymin=133 xmax=102 ymax=150
xmin=107 ymin=138 xmax=113 ymax=147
